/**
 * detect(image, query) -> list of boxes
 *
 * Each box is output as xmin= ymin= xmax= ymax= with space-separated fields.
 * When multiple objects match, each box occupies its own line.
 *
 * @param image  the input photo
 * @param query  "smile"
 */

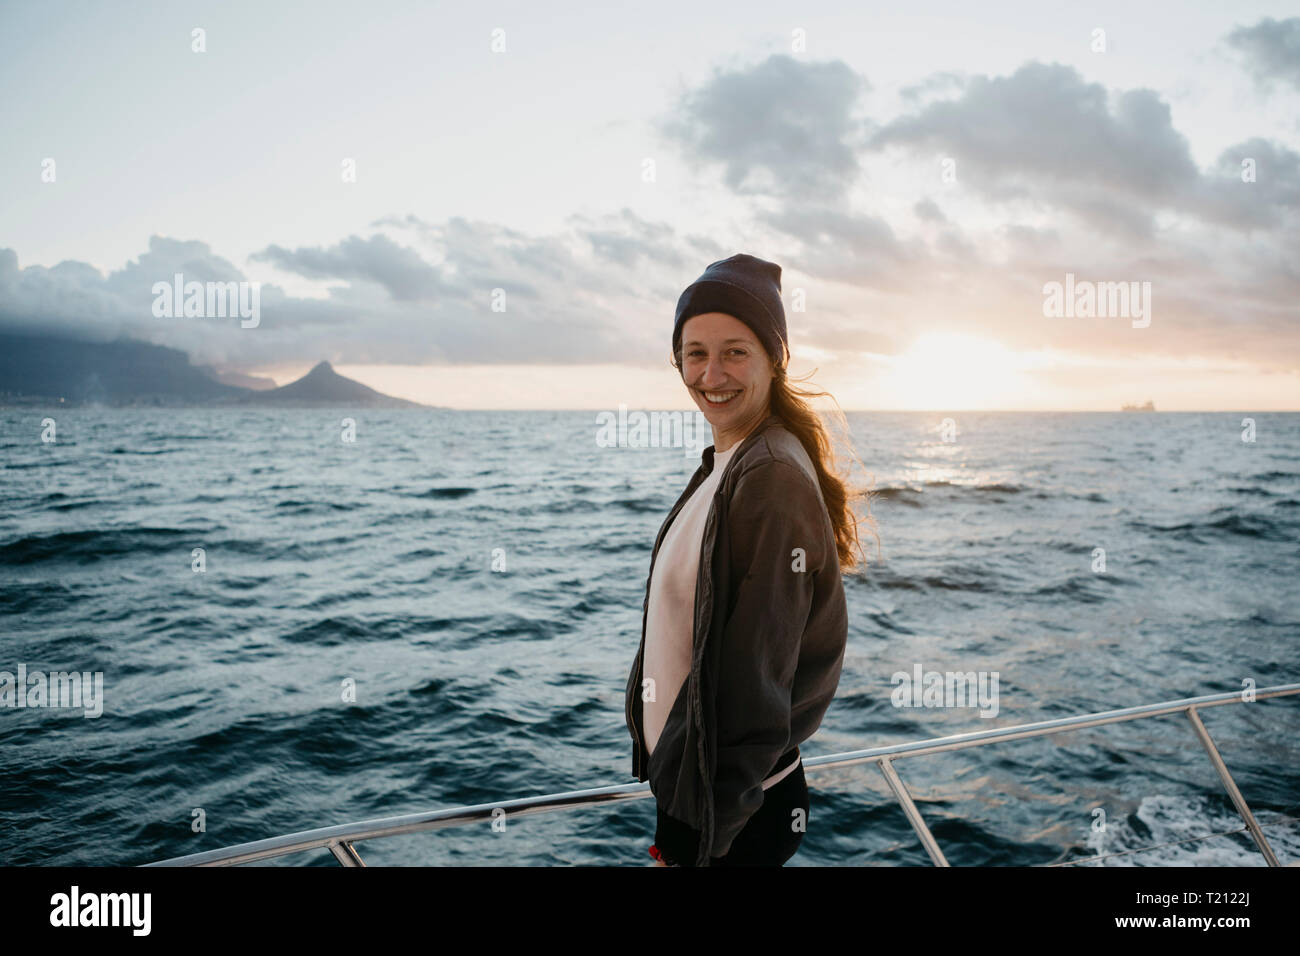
xmin=702 ymin=389 xmax=741 ymax=405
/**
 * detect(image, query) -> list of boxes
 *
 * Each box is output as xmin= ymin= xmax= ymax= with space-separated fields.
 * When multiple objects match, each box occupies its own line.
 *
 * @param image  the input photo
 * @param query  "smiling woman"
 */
xmin=625 ymin=252 xmax=877 ymax=867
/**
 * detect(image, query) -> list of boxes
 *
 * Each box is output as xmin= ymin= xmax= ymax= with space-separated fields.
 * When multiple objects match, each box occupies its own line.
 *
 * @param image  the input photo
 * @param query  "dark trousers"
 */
xmin=655 ymin=759 xmax=810 ymax=866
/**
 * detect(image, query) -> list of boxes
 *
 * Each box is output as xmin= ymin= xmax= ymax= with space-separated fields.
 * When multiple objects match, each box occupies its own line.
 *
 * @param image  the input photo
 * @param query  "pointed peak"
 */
xmin=309 ymin=360 xmax=335 ymax=374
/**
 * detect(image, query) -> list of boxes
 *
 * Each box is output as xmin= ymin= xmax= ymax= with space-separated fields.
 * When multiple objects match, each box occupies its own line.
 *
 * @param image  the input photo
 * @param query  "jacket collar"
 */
xmin=700 ymin=412 xmax=783 ymax=475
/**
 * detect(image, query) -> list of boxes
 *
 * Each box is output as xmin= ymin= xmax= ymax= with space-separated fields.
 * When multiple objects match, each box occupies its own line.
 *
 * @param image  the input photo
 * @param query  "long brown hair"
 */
xmin=673 ymin=346 xmax=880 ymax=575
xmin=768 ymin=363 xmax=879 ymax=575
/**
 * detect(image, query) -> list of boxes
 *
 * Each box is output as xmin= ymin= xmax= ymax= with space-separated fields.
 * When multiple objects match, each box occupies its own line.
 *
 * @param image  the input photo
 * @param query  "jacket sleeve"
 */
xmin=707 ymin=456 xmax=823 ymax=858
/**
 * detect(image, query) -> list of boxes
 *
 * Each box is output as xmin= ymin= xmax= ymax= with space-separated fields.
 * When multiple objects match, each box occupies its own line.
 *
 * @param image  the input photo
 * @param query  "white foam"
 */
xmin=1077 ymin=793 xmax=1299 ymax=866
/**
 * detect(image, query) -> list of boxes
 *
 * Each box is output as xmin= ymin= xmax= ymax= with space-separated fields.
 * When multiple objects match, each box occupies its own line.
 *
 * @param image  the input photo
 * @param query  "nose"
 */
xmin=698 ymin=354 xmax=730 ymax=389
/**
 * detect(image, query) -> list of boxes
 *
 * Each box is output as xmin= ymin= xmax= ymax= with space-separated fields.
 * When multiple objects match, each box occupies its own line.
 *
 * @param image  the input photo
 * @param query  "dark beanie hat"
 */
xmin=673 ymin=253 xmax=788 ymax=368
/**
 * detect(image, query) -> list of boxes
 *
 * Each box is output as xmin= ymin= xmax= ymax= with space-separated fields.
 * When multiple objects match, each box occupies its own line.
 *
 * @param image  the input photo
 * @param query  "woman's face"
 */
xmin=678 ymin=312 xmax=773 ymax=446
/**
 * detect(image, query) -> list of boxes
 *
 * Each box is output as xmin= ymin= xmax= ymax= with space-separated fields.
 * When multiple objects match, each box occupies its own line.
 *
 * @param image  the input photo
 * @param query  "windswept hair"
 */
xmin=767 ymin=364 xmax=880 ymax=575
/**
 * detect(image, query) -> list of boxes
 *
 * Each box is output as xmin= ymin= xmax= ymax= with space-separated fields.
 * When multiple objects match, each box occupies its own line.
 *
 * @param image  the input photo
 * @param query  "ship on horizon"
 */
xmin=1121 ymin=400 xmax=1156 ymax=412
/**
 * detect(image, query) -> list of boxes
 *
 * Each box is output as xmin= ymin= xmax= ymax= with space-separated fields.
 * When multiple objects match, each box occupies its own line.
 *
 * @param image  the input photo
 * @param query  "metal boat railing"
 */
xmin=146 ymin=682 xmax=1300 ymax=867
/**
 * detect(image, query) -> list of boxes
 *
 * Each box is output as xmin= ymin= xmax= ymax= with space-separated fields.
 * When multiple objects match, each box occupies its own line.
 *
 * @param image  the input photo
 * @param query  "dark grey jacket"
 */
xmin=624 ymin=412 xmax=849 ymax=866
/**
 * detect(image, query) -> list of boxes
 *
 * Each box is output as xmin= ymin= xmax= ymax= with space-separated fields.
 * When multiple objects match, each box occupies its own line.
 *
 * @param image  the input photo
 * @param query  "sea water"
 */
xmin=1 ymin=409 xmax=1296 ymax=865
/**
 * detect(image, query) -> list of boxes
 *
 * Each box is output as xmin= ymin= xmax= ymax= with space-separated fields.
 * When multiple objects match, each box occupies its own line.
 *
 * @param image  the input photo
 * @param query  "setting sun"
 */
xmin=881 ymin=332 xmax=1027 ymax=410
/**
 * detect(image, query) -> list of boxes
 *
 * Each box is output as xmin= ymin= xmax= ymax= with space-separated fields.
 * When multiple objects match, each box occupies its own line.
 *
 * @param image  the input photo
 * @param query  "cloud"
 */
xmin=1226 ymin=16 xmax=1300 ymax=94
xmin=869 ymin=61 xmax=1300 ymax=239
xmin=250 ymin=234 xmax=449 ymax=302
xmin=567 ymin=208 xmax=694 ymax=272
xmin=1196 ymin=136 xmax=1300 ymax=228
xmin=0 ymin=214 xmax=713 ymax=370
xmin=871 ymin=62 xmax=1206 ymax=238
xmin=3 ymin=53 xmax=1296 ymax=380
xmin=658 ymin=54 xmax=870 ymax=203
xmin=913 ymin=198 xmax=947 ymax=223
xmin=0 ymin=236 xmax=251 ymax=343
xmin=755 ymin=204 xmax=917 ymax=290
xmin=899 ymin=70 xmax=969 ymax=105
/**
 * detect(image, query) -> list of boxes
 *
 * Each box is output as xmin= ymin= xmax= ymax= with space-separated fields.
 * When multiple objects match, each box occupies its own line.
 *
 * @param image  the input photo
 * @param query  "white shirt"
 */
xmin=642 ymin=443 xmax=799 ymax=792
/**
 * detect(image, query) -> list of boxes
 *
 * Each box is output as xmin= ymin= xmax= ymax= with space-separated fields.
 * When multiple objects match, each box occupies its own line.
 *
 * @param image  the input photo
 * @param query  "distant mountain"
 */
xmin=0 ymin=333 xmax=246 ymax=405
xmin=0 ymin=333 xmax=432 ymax=408
xmin=243 ymin=360 xmax=424 ymax=408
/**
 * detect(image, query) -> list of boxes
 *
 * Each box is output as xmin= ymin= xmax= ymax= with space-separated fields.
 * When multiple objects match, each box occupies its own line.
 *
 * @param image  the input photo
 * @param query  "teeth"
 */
xmin=704 ymin=391 xmax=740 ymax=404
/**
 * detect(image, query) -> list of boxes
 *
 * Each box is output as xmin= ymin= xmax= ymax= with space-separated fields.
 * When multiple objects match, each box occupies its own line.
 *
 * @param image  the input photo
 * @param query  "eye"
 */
xmin=686 ymin=347 xmax=746 ymax=358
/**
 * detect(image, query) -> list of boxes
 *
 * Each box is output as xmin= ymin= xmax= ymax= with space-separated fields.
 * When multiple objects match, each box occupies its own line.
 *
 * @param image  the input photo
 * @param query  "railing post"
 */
xmin=879 ymin=756 xmax=950 ymax=866
xmin=327 ymin=840 xmax=366 ymax=867
xmin=1184 ymin=706 xmax=1280 ymax=867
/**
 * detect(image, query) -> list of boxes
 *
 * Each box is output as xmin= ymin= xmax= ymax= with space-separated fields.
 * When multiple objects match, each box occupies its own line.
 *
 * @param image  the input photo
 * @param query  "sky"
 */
xmin=1 ymin=0 xmax=1297 ymax=410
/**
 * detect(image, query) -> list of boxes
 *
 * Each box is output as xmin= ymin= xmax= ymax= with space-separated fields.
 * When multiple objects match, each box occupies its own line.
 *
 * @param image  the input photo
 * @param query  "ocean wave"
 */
xmin=0 ymin=527 xmax=201 ymax=565
xmin=417 ymin=486 xmax=478 ymax=499
xmin=871 ymin=480 xmax=1034 ymax=505
xmin=1129 ymin=512 xmax=1289 ymax=542
xmin=273 ymin=499 xmax=365 ymax=513
xmin=874 ymin=569 xmax=998 ymax=593
xmin=1250 ymin=471 xmax=1297 ymax=483
xmin=613 ymin=497 xmax=667 ymax=513
xmin=869 ymin=487 xmax=924 ymax=507
xmin=914 ymin=479 xmax=1026 ymax=494
xmin=281 ymin=615 xmax=409 ymax=644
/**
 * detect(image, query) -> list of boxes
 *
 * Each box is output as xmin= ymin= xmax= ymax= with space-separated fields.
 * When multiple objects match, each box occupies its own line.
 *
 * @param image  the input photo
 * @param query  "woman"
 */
xmin=625 ymin=253 xmax=874 ymax=867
